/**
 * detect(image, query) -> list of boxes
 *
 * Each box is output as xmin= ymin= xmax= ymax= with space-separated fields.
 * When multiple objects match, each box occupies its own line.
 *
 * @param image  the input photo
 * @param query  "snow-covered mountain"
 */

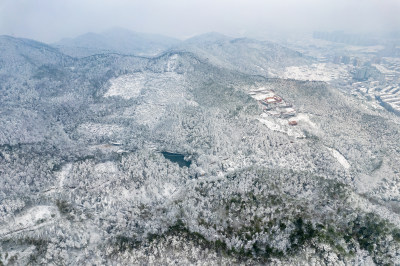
xmin=53 ymin=27 xmax=181 ymax=57
xmin=0 ymin=35 xmax=72 ymax=76
xmin=1 ymin=34 xmax=400 ymax=265
xmin=52 ymin=30 xmax=310 ymax=77
xmin=175 ymin=32 xmax=311 ymax=77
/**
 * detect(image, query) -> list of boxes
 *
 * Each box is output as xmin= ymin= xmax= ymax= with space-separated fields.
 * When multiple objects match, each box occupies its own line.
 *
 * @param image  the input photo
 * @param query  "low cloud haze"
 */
xmin=1 ymin=0 xmax=399 ymax=42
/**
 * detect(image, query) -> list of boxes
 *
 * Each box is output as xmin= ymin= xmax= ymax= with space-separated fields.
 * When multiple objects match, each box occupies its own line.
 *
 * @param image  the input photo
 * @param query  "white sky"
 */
xmin=0 ymin=0 xmax=399 ymax=42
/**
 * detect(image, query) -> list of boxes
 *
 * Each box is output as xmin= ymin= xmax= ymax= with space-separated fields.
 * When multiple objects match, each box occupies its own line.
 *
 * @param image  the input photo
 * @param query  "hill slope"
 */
xmin=0 ymin=35 xmax=72 ymax=76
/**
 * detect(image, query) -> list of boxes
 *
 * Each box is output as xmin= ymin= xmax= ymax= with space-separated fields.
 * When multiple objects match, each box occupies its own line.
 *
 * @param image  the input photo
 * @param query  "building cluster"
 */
xmin=348 ymin=56 xmax=400 ymax=114
xmin=381 ymin=58 xmax=400 ymax=83
xmin=365 ymin=85 xmax=400 ymax=114
xmin=249 ymin=89 xmax=298 ymax=125
xmin=332 ymin=55 xmax=363 ymax=66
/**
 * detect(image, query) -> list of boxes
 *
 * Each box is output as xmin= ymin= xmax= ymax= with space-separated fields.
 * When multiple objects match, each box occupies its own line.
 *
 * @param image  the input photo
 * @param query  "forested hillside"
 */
xmin=0 ymin=34 xmax=400 ymax=265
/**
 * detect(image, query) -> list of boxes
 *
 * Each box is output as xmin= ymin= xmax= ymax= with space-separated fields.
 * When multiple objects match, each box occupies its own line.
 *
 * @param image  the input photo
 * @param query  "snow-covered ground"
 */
xmin=58 ymin=163 xmax=72 ymax=188
xmin=94 ymin=161 xmax=118 ymax=174
xmin=282 ymin=63 xmax=351 ymax=82
xmin=104 ymin=72 xmax=187 ymax=100
xmin=0 ymin=206 xmax=58 ymax=237
xmin=76 ymin=123 xmax=124 ymax=138
xmin=346 ymin=45 xmax=385 ymax=53
xmin=296 ymin=113 xmax=318 ymax=130
xmin=104 ymin=73 xmax=147 ymax=99
xmin=105 ymin=71 xmax=198 ymax=129
xmin=257 ymin=112 xmax=323 ymax=140
xmin=327 ymin=147 xmax=350 ymax=169
xmin=258 ymin=113 xmax=305 ymax=138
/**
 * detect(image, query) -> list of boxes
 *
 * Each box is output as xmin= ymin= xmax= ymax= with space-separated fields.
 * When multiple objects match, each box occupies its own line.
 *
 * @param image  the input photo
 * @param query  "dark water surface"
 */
xmin=161 ymin=152 xmax=191 ymax=168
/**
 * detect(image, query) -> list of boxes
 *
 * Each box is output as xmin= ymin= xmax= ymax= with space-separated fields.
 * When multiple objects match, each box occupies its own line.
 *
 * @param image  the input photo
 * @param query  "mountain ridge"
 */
xmin=53 ymin=27 xmax=181 ymax=57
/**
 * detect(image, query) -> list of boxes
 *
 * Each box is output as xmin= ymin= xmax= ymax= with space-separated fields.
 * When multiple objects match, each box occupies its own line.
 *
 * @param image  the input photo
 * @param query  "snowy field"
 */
xmin=58 ymin=163 xmax=72 ymax=188
xmin=345 ymin=45 xmax=385 ymax=53
xmin=0 ymin=206 xmax=58 ymax=237
xmin=77 ymin=123 xmax=125 ymax=138
xmin=326 ymin=147 xmax=350 ymax=169
xmin=94 ymin=161 xmax=118 ymax=174
xmin=282 ymin=63 xmax=351 ymax=82
xmin=104 ymin=72 xmax=187 ymax=100
xmin=257 ymin=112 xmax=323 ymax=140
xmin=104 ymin=73 xmax=147 ymax=99
xmin=104 ymin=71 xmax=198 ymax=129
xmin=258 ymin=113 xmax=305 ymax=138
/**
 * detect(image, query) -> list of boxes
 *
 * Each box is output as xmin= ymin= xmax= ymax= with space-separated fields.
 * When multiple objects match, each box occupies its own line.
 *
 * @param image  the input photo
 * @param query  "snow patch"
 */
xmin=296 ymin=113 xmax=317 ymax=129
xmin=258 ymin=113 xmax=305 ymax=138
xmin=327 ymin=147 xmax=350 ymax=169
xmin=104 ymin=72 xmax=188 ymax=101
xmin=58 ymin=163 xmax=72 ymax=188
xmin=109 ymin=72 xmax=197 ymax=129
xmin=104 ymin=73 xmax=146 ymax=99
xmin=0 ymin=206 xmax=57 ymax=237
xmin=77 ymin=123 xmax=124 ymax=138
xmin=94 ymin=161 xmax=118 ymax=174
xmin=162 ymin=183 xmax=177 ymax=198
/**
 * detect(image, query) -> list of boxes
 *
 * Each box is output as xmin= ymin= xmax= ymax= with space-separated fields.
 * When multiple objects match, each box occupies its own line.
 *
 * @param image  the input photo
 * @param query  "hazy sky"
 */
xmin=1 ymin=0 xmax=399 ymax=42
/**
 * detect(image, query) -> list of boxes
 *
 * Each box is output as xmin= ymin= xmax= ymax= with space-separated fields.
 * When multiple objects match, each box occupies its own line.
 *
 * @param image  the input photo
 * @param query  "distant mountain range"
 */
xmin=52 ymin=28 xmax=310 ymax=76
xmin=0 ymin=35 xmax=72 ymax=76
xmin=178 ymin=32 xmax=310 ymax=76
xmin=54 ymin=27 xmax=181 ymax=57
